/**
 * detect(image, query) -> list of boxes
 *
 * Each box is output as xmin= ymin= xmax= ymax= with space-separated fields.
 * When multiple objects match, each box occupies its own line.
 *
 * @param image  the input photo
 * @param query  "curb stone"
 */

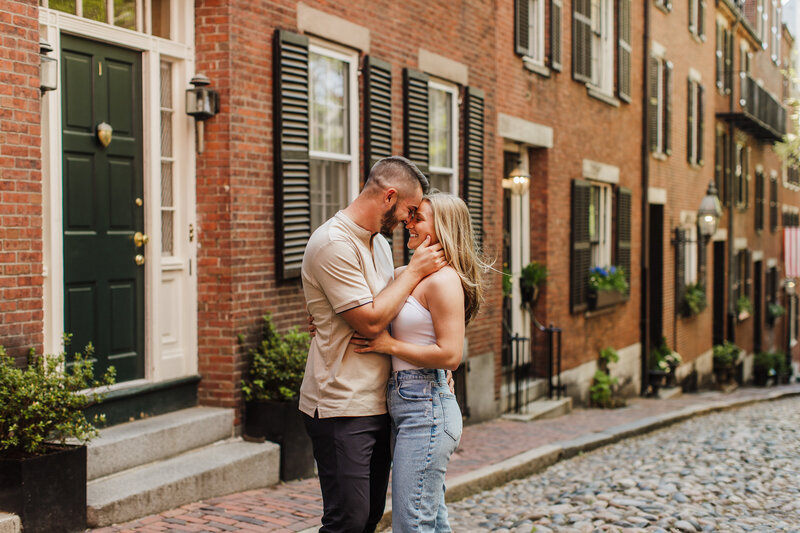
xmin=0 ymin=513 xmax=20 ymax=533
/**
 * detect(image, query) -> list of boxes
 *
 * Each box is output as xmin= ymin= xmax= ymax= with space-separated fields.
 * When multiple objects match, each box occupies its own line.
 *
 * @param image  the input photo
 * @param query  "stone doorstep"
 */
xmin=86 ymin=438 xmax=280 ymax=528
xmin=500 ymin=397 xmax=573 ymax=422
xmin=0 ymin=513 xmax=20 ymax=533
xmin=657 ymin=386 xmax=683 ymax=400
xmin=87 ymin=406 xmax=235 ymax=480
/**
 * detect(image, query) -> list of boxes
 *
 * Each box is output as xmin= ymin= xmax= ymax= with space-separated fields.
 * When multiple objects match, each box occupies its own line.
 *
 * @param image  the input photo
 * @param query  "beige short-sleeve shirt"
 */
xmin=299 ymin=212 xmax=394 ymax=418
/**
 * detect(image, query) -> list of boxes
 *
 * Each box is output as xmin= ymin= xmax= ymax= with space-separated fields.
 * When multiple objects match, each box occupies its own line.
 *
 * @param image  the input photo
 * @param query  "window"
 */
xmin=589 ymin=183 xmax=612 ymax=268
xmin=590 ymin=0 xmax=614 ymax=93
xmin=734 ymin=249 xmax=752 ymax=315
xmin=689 ymin=0 xmax=705 ymax=39
xmin=716 ymin=23 xmax=733 ymax=94
xmin=757 ymin=0 xmax=767 ymax=43
xmin=428 ymin=81 xmax=459 ymax=194
xmin=734 ymin=142 xmax=749 ymax=208
xmin=770 ymin=0 xmax=781 ymax=64
xmin=788 ymin=165 xmax=800 ymax=186
xmin=308 ymin=45 xmax=358 ymax=231
xmin=160 ymin=61 xmax=175 ymax=256
xmin=515 ymin=0 xmax=562 ymax=71
xmin=687 ymin=78 xmax=704 ymax=165
xmin=528 ymin=0 xmax=546 ymax=65
xmin=42 ymin=0 xmax=171 ymax=37
xmin=649 ymin=55 xmax=672 ymax=156
xmin=684 ymin=225 xmax=698 ymax=285
xmin=740 ymin=45 xmax=752 ymax=104
xmin=783 ymin=208 xmax=799 ymax=227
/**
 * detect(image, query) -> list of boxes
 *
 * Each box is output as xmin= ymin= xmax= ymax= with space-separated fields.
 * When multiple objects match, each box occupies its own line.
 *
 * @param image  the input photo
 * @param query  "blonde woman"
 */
xmin=352 ymin=192 xmax=485 ymax=533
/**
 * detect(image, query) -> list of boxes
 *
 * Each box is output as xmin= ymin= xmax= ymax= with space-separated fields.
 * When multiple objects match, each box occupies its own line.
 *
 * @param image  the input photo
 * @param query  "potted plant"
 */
xmin=242 ymin=314 xmax=313 ymax=481
xmin=736 ymin=294 xmax=753 ymax=321
xmin=767 ymin=301 xmax=785 ymax=326
xmin=681 ymin=282 xmax=707 ymax=317
xmin=649 ymin=337 xmax=681 ymax=392
xmin=712 ymin=341 xmax=741 ymax=387
xmin=588 ymin=265 xmax=628 ymax=309
xmin=753 ymin=351 xmax=777 ymax=386
xmin=0 ymin=339 xmax=115 ymax=533
xmin=519 ymin=261 xmax=548 ymax=306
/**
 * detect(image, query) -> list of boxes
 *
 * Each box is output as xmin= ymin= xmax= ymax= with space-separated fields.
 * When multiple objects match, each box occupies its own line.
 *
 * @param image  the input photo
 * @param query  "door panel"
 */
xmin=61 ymin=34 xmax=144 ymax=382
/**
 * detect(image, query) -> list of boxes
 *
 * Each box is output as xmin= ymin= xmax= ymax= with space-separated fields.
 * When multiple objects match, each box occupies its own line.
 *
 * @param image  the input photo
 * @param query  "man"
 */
xmin=300 ymin=156 xmax=445 ymax=533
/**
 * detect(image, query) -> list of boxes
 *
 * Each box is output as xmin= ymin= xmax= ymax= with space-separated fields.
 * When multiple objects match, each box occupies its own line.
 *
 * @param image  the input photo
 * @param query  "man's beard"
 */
xmin=379 ymin=203 xmax=401 ymax=236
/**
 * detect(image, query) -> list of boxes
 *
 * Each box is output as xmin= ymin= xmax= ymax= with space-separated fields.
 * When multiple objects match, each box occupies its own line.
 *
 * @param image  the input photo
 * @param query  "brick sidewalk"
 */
xmin=89 ymin=384 xmax=800 ymax=533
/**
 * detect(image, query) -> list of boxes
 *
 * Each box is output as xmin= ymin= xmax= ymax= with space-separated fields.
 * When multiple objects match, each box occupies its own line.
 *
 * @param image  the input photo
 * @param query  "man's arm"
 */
xmin=340 ymin=236 xmax=445 ymax=338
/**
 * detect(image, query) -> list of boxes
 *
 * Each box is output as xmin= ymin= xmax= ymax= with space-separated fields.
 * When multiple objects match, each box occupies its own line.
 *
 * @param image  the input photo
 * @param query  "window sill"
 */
xmin=652 ymin=152 xmax=669 ymax=161
xmin=586 ymin=85 xmax=620 ymax=107
xmin=689 ymin=160 xmax=704 ymax=169
xmin=690 ymin=32 xmax=705 ymax=44
xmin=654 ymin=3 xmax=672 ymax=14
xmin=523 ymin=57 xmax=551 ymax=78
xmin=737 ymin=311 xmax=751 ymax=322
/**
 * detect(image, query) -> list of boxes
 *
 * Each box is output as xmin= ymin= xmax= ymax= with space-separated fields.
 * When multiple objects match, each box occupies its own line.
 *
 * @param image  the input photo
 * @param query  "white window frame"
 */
xmin=526 ymin=0 xmax=546 ymax=65
xmin=689 ymin=0 xmax=698 ymax=36
xmin=689 ymin=79 xmax=698 ymax=164
xmin=427 ymin=79 xmax=459 ymax=195
xmin=307 ymin=41 xmax=360 ymax=229
xmin=685 ymin=224 xmax=698 ymax=285
xmin=757 ymin=0 xmax=767 ymax=44
xmin=771 ymin=1 xmax=781 ymax=65
xmin=590 ymin=0 xmax=614 ymax=95
xmin=651 ymin=49 xmax=669 ymax=157
xmin=589 ymin=181 xmax=613 ymax=269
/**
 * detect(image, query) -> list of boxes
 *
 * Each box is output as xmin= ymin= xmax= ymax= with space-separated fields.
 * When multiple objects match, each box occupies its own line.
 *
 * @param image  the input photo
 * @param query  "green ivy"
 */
xmin=241 ymin=314 xmax=310 ymax=402
xmin=0 ymin=336 xmax=116 ymax=456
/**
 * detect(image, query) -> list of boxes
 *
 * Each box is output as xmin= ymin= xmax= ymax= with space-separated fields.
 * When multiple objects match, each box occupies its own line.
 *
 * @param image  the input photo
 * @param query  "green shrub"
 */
xmin=242 ymin=314 xmax=310 ymax=402
xmin=0 ymin=337 xmax=115 ymax=456
xmin=712 ymin=341 xmax=741 ymax=367
xmin=591 ymin=346 xmax=625 ymax=408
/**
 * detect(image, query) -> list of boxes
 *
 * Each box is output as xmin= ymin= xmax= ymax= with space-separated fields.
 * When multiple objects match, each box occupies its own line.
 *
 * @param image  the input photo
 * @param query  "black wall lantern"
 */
xmin=39 ymin=39 xmax=58 ymax=93
xmin=185 ymin=74 xmax=219 ymax=153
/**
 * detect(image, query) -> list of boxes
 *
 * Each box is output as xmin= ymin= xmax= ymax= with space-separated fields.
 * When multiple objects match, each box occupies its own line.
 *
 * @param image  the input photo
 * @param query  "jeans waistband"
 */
xmin=392 ymin=368 xmax=447 ymax=385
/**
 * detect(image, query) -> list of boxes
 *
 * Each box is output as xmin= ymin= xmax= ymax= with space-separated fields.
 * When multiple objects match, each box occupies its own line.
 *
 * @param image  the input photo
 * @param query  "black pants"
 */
xmin=304 ymin=412 xmax=391 ymax=533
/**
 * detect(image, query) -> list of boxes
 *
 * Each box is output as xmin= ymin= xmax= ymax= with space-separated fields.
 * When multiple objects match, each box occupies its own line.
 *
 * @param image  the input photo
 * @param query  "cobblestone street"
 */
xmin=444 ymin=397 xmax=800 ymax=533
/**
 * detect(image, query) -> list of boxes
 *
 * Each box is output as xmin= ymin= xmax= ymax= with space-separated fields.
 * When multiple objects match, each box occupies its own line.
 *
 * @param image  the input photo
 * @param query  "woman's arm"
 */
xmin=352 ymin=268 xmax=465 ymax=371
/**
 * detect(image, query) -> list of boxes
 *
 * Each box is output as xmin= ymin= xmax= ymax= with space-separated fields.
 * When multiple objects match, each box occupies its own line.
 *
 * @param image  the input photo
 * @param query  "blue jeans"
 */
xmin=388 ymin=369 xmax=462 ymax=533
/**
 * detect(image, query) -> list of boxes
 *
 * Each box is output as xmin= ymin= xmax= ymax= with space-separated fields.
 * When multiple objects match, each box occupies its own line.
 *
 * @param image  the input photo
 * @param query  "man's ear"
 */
xmin=384 ymin=187 xmax=398 ymax=205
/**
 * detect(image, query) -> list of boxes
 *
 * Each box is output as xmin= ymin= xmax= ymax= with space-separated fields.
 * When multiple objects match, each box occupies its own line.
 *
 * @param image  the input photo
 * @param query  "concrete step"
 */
xmin=86 ymin=438 xmax=280 ymax=527
xmin=501 ymin=397 xmax=573 ymax=422
xmin=87 ymin=406 xmax=234 ymax=480
xmin=0 ymin=513 xmax=20 ymax=533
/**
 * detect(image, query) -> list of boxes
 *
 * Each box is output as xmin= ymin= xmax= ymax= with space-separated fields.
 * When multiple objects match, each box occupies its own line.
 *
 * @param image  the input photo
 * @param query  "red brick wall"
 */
xmin=0 ymin=1 xmax=43 ymax=364
xmin=493 ymin=0 xmax=644 ymax=386
xmin=194 ymin=0 xmax=501 ymax=420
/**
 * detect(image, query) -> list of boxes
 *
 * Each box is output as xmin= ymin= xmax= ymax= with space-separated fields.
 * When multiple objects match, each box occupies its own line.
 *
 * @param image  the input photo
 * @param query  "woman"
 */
xmin=352 ymin=192 xmax=486 ymax=532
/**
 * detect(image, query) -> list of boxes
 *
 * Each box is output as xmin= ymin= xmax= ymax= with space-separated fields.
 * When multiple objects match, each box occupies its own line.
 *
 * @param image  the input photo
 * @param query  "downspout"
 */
xmin=727 ymin=10 xmax=742 ymax=343
xmin=640 ymin=0 xmax=651 ymax=395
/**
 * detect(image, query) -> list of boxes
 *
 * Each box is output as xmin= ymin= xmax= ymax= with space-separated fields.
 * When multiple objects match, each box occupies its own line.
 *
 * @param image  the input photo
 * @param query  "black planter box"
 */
xmin=588 ymin=289 xmax=626 ymax=310
xmin=0 ymin=444 xmax=86 ymax=533
xmin=244 ymin=399 xmax=315 ymax=481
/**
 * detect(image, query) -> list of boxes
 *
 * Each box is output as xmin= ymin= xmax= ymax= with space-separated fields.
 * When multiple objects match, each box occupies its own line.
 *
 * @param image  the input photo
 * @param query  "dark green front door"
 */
xmin=61 ymin=35 xmax=144 ymax=382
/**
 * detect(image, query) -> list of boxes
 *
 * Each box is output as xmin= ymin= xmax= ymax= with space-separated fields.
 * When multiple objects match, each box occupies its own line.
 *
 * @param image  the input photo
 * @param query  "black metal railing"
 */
xmin=502 ymin=318 xmax=564 ymax=414
xmin=739 ymin=73 xmax=786 ymax=139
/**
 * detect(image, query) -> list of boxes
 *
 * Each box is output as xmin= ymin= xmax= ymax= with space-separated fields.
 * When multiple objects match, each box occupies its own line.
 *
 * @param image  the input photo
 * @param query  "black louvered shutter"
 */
xmin=571 ymin=180 xmax=592 ymax=313
xmin=664 ymin=61 xmax=673 ymax=155
xmin=274 ymin=30 xmax=310 ymax=281
xmin=515 ymin=0 xmax=530 ymax=56
xmin=551 ymin=0 xmax=563 ymax=71
xmin=648 ymin=57 xmax=659 ymax=153
xmin=745 ymin=250 xmax=752 ymax=301
xmin=675 ymin=228 xmax=687 ymax=315
xmin=572 ymin=0 xmax=592 ymax=83
xmin=714 ymin=130 xmax=723 ymax=194
xmin=755 ymin=171 xmax=764 ymax=232
xmin=770 ymin=176 xmax=778 ymax=232
xmin=618 ymin=0 xmax=632 ymax=102
xmin=725 ymin=29 xmax=733 ymax=94
xmin=716 ymin=24 xmax=724 ymax=90
xmin=463 ymin=87 xmax=485 ymax=247
xmin=364 ymin=56 xmax=392 ymax=177
xmin=744 ymin=146 xmax=750 ymax=208
xmin=687 ymin=79 xmax=695 ymax=163
xmin=616 ymin=187 xmax=632 ymax=294
xmin=403 ymin=68 xmax=429 ymax=176
xmin=723 ymin=131 xmax=731 ymax=206
xmin=697 ymin=84 xmax=705 ymax=164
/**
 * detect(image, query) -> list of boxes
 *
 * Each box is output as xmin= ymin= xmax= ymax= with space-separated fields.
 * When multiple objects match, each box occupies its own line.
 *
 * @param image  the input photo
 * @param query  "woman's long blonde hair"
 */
xmin=424 ymin=192 xmax=488 ymax=325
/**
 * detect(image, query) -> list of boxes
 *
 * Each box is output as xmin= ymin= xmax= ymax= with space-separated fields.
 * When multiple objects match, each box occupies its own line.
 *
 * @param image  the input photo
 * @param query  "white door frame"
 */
xmin=39 ymin=7 xmax=197 ymax=386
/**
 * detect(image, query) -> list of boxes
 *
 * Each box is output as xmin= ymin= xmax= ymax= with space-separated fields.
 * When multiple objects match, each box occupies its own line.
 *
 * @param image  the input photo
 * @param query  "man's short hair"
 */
xmin=364 ymin=156 xmax=429 ymax=195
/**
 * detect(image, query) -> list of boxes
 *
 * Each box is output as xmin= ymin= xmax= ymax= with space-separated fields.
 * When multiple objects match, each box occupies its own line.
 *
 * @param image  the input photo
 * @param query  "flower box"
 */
xmin=588 ymin=289 xmax=626 ymax=310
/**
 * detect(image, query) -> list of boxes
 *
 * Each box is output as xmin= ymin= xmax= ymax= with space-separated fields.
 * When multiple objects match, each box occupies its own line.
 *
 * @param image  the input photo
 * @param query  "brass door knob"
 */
xmin=134 ymin=232 xmax=150 ymax=247
xmin=134 ymin=254 xmax=145 ymax=266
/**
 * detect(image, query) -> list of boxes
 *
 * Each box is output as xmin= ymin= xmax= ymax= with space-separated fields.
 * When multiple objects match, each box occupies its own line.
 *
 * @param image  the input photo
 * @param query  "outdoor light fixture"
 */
xmin=185 ymin=74 xmax=219 ymax=153
xmin=503 ymin=150 xmax=531 ymax=196
xmin=785 ymin=278 xmax=796 ymax=296
xmin=39 ymin=39 xmax=58 ymax=93
xmin=697 ymin=181 xmax=723 ymax=239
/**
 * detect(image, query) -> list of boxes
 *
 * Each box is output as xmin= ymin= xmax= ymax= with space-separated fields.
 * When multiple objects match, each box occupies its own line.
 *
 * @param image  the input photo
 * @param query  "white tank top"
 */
xmin=390 ymin=295 xmax=436 ymax=371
